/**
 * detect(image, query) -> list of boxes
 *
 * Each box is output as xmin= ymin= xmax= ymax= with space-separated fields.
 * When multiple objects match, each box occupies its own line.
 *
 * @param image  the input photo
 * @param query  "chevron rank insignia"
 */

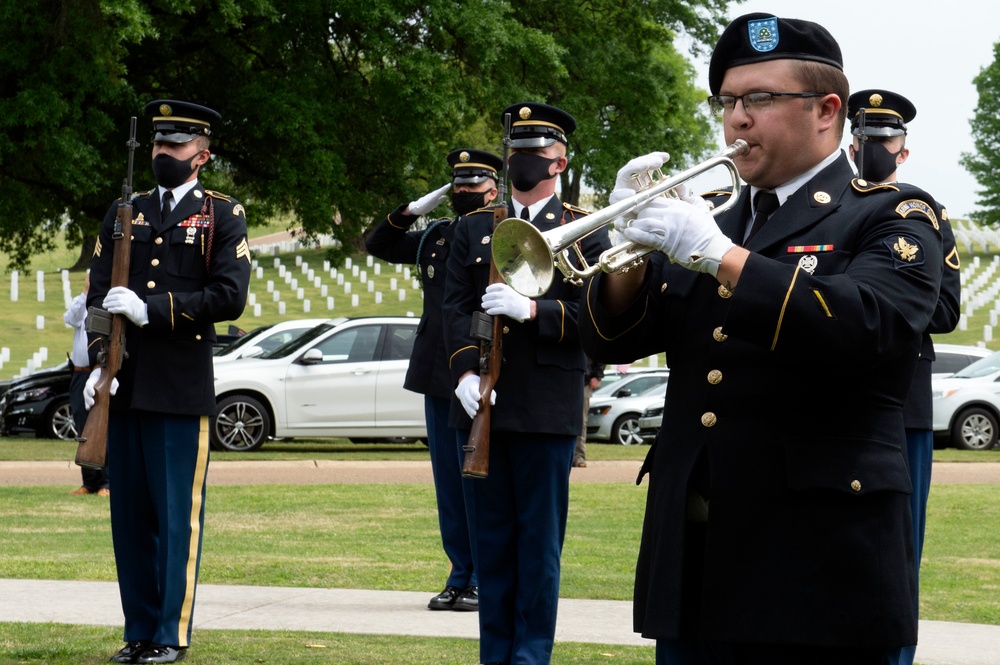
xmin=236 ymin=237 xmax=251 ymax=264
xmin=93 ymin=237 xmax=102 ymax=258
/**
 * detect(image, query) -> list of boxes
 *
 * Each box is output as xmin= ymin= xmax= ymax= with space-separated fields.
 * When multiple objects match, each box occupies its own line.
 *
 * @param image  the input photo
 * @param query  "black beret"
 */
xmin=447 ymin=149 xmax=503 ymax=185
xmin=709 ymin=13 xmax=843 ymax=95
xmin=500 ymin=102 xmax=576 ymax=148
xmin=145 ymin=99 xmax=221 ymax=144
xmin=848 ymin=89 xmax=916 ymax=137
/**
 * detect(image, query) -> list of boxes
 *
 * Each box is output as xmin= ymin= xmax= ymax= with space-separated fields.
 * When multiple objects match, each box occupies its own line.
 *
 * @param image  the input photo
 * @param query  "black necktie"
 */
xmin=746 ymin=190 xmax=779 ymax=243
xmin=162 ymin=191 xmax=174 ymax=218
xmin=520 ymin=206 xmax=530 ymax=221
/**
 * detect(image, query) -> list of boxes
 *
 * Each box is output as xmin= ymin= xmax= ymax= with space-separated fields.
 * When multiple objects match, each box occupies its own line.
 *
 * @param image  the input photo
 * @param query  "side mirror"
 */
xmin=298 ymin=348 xmax=324 ymax=365
xmin=614 ymin=388 xmax=632 ymax=398
xmin=241 ymin=346 xmax=264 ymax=359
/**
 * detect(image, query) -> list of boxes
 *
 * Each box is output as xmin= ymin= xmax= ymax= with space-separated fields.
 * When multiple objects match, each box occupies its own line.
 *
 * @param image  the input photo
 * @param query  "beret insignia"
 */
xmin=895 ymin=199 xmax=939 ymax=230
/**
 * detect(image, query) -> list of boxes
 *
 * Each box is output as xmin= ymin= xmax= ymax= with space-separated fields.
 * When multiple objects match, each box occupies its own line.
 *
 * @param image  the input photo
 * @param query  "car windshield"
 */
xmin=262 ymin=323 xmax=336 ymax=359
xmin=952 ymin=350 xmax=1000 ymax=379
xmin=592 ymin=372 xmax=667 ymax=397
xmin=215 ymin=324 xmax=274 ymax=355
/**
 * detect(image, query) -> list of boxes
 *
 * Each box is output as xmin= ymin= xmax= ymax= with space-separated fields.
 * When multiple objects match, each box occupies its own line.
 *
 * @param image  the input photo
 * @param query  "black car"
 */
xmin=0 ymin=361 xmax=76 ymax=440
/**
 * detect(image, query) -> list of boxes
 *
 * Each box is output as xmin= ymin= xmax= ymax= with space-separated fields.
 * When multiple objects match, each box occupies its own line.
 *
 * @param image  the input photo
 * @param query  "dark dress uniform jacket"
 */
xmin=902 ymin=196 xmax=961 ymax=428
xmin=365 ymin=206 xmax=454 ymax=400
xmin=88 ymin=184 xmax=251 ymax=415
xmin=579 ymin=154 xmax=944 ymax=649
xmin=443 ymin=196 xmax=610 ymax=434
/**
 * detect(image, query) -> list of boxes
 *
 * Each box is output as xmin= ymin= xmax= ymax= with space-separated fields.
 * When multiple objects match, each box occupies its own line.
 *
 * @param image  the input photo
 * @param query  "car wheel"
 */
xmin=43 ymin=398 xmax=78 ymax=441
xmin=611 ymin=413 xmax=643 ymax=446
xmin=951 ymin=407 xmax=999 ymax=451
xmin=211 ymin=395 xmax=271 ymax=452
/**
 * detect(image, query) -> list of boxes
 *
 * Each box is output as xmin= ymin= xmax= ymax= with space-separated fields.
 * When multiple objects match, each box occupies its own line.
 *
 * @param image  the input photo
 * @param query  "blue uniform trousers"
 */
xmin=461 ymin=430 xmax=575 ymax=665
xmin=899 ymin=428 xmax=934 ymax=665
xmin=108 ymin=411 xmax=209 ymax=648
xmin=425 ymin=395 xmax=477 ymax=588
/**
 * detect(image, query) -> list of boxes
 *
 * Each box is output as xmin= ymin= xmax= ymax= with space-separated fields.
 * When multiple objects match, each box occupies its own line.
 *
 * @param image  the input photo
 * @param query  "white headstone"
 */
xmin=36 ymin=315 xmax=44 ymax=330
xmin=345 ymin=257 xmax=353 ymax=269
xmin=278 ymin=301 xmax=286 ymax=315
xmin=273 ymin=290 xmax=281 ymax=302
xmin=248 ymin=293 xmax=256 ymax=306
xmin=398 ymin=289 xmax=406 ymax=301
xmin=344 ymin=282 xmax=352 ymax=294
xmin=327 ymin=296 xmax=335 ymax=310
xmin=11 ymin=270 xmax=19 ymax=302
xmin=351 ymin=294 xmax=359 ymax=307
xmin=295 ymin=255 xmax=303 ymax=266
xmin=303 ymin=300 xmax=311 ymax=313
xmin=366 ymin=255 xmax=374 ymax=267
xmin=253 ymin=303 xmax=262 ymax=317
xmin=375 ymin=292 xmax=382 ymax=304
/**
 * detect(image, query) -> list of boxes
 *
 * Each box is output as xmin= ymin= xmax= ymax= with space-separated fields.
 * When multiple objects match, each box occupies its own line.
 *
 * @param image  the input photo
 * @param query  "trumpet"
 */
xmin=491 ymin=139 xmax=749 ymax=297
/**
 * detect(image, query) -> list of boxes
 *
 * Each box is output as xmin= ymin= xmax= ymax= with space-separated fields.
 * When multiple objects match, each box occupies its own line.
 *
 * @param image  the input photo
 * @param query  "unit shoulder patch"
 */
xmin=895 ymin=199 xmax=939 ymax=230
xmin=851 ymin=178 xmax=900 ymax=194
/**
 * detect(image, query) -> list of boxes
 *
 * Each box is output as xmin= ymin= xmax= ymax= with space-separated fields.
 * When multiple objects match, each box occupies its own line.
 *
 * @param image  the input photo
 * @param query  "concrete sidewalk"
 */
xmin=2 ymin=579 xmax=999 ymax=665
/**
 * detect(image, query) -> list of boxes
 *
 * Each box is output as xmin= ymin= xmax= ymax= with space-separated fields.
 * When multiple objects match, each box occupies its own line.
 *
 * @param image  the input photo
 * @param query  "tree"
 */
xmin=0 ymin=0 xmax=732 ymax=271
xmin=962 ymin=40 xmax=1000 ymax=227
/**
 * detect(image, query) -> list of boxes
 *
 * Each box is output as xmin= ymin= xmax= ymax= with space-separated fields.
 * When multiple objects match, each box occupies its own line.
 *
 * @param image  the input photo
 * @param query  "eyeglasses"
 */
xmin=707 ymin=92 xmax=826 ymax=117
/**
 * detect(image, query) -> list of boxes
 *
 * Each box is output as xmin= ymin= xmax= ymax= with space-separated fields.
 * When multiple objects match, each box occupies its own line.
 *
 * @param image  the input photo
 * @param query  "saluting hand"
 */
xmin=407 ymin=183 xmax=451 ymax=217
xmin=104 ymin=286 xmax=149 ymax=327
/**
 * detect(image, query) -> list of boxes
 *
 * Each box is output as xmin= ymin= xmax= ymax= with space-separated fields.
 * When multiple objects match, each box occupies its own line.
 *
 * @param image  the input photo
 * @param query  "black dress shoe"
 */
xmin=453 ymin=585 xmax=479 ymax=611
xmin=428 ymin=585 xmax=461 ymax=610
xmin=136 ymin=644 xmax=187 ymax=663
xmin=109 ymin=640 xmax=150 ymax=663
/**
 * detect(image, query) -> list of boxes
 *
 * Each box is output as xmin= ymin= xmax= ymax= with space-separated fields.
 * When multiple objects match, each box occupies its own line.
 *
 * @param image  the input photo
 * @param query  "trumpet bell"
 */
xmin=491 ymin=217 xmax=555 ymax=299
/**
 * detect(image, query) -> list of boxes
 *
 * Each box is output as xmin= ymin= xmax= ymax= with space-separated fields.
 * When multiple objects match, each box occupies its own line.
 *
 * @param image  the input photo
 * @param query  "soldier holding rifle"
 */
xmin=85 ymin=100 xmax=250 ymax=664
xmin=442 ymin=101 xmax=609 ymax=665
xmin=580 ymin=14 xmax=945 ymax=664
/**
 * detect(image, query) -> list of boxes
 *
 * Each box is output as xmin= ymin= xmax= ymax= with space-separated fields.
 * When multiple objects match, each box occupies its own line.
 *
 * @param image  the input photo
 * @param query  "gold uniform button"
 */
xmin=155 ymin=237 xmax=164 ymax=245
xmin=660 ymin=282 xmax=668 ymax=293
xmin=475 ymin=257 xmax=482 ymax=263
xmin=195 ymin=334 xmax=202 ymax=341
xmin=851 ymin=480 xmax=862 ymax=492
xmin=503 ymin=326 xmax=510 ymax=334
xmin=146 ymin=281 xmax=156 ymax=289
xmin=151 ymin=258 xmax=160 ymax=267
xmin=707 ymin=370 xmax=722 ymax=385
xmin=717 ymin=285 xmax=732 ymax=299
xmin=713 ymin=327 xmax=728 ymax=342
xmin=700 ymin=412 xmax=717 ymax=427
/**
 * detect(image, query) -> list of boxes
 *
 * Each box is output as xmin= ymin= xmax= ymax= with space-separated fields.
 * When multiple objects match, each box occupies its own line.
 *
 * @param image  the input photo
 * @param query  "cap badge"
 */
xmin=459 ymin=151 xmax=470 ymax=163
xmin=159 ymin=104 xmax=173 ymax=116
xmin=519 ymin=106 xmax=532 ymax=120
xmin=869 ymin=93 xmax=883 ymax=107
xmin=748 ymin=17 xmax=779 ymax=53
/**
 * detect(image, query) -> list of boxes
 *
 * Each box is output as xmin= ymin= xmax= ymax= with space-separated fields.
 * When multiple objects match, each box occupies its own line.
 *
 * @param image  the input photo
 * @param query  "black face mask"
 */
xmin=858 ymin=142 xmax=902 ymax=183
xmin=151 ymin=152 xmax=201 ymax=189
xmin=451 ymin=190 xmax=488 ymax=216
xmin=507 ymin=152 xmax=560 ymax=192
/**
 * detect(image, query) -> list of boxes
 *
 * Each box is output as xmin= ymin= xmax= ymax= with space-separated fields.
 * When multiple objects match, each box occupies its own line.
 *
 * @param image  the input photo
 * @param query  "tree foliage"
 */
xmin=0 ymin=0 xmax=732 ymax=270
xmin=962 ymin=40 xmax=1000 ymax=227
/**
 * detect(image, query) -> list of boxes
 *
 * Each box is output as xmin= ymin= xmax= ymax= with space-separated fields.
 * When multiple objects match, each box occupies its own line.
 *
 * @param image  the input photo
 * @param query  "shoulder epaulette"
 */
xmin=701 ymin=189 xmax=732 ymax=198
xmin=465 ymin=206 xmax=494 ymax=216
xmin=562 ymin=202 xmax=590 ymax=215
xmin=851 ymin=178 xmax=900 ymax=194
xmin=204 ymin=189 xmax=232 ymax=203
xmin=131 ymin=190 xmax=153 ymax=201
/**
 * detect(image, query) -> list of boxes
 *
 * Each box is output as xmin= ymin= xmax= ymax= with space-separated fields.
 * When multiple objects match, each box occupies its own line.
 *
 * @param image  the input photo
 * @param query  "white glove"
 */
xmin=614 ymin=152 xmax=671 ymax=192
xmin=407 ymin=183 xmax=451 ymax=216
xmin=104 ymin=286 xmax=149 ymax=327
xmin=620 ymin=197 xmax=735 ymax=277
xmin=456 ymin=374 xmax=496 ymax=419
xmin=482 ymin=283 xmax=531 ymax=322
xmin=671 ymin=183 xmax=712 ymax=213
xmin=83 ymin=367 xmax=119 ymax=410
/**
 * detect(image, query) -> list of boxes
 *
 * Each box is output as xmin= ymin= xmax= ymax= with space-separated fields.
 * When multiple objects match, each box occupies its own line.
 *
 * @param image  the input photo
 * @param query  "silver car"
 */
xmin=587 ymin=376 xmax=668 ymax=446
xmin=211 ymin=316 xmax=425 ymax=451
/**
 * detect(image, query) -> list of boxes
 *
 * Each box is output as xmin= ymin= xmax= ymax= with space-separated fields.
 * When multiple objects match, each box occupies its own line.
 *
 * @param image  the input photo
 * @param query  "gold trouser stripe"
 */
xmin=168 ymin=292 xmax=175 ymax=330
xmin=556 ymin=299 xmax=565 ymax=342
xmin=449 ymin=345 xmax=478 ymax=368
xmin=177 ymin=416 xmax=210 ymax=646
xmin=771 ymin=266 xmax=801 ymax=350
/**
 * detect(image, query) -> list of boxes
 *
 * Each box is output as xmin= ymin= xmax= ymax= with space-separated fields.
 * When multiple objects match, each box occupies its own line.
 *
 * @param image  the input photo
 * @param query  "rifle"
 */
xmin=462 ymin=113 xmax=512 ymax=479
xmin=856 ymin=107 xmax=867 ymax=181
xmin=75 ymin=116 xmax=139 ymax=469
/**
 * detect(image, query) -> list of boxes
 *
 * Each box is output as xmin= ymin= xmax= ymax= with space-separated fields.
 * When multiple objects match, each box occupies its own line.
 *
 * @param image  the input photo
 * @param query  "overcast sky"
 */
xmin=685 ymin=0 xmax=997 ymax=219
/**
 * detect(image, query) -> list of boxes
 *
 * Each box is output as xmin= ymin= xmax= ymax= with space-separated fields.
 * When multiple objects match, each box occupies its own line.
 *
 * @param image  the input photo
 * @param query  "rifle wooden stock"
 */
xmin=462 ymin=203 xmax=507 ymax=479
xmin=75 ymin=122 xmax=136 ymax=469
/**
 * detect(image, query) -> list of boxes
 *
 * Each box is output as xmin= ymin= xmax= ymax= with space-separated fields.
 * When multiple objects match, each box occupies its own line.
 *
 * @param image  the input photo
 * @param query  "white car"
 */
xmin=587 ymin=378 xmax=668 ymax=446
xmin=213 ymin=318 xmax=337 ymax=364
xmin=211 ymin=316 xmax=425 ymax=451
xmin=933 ymin=349 xmax=1000 ymax=450
xmin=930 ymin=343 xmax=993 ymax=379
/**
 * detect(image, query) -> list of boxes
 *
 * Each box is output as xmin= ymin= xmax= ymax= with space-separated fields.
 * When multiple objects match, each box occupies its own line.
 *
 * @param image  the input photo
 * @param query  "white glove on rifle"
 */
xmin=83 ymin=367 xmax=119 ymax=411
xmin=406 ymin=183 xmax=451 ymax=216
xmin=482 ymin=283 xmax=532 ymax=322
xmin=104 ymin=286 xmax=149 ymax=327
xmin=456 ymin=374 xmax=496 ymax=419
xmin=620 ymin=197 xmax=735 ymax=277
